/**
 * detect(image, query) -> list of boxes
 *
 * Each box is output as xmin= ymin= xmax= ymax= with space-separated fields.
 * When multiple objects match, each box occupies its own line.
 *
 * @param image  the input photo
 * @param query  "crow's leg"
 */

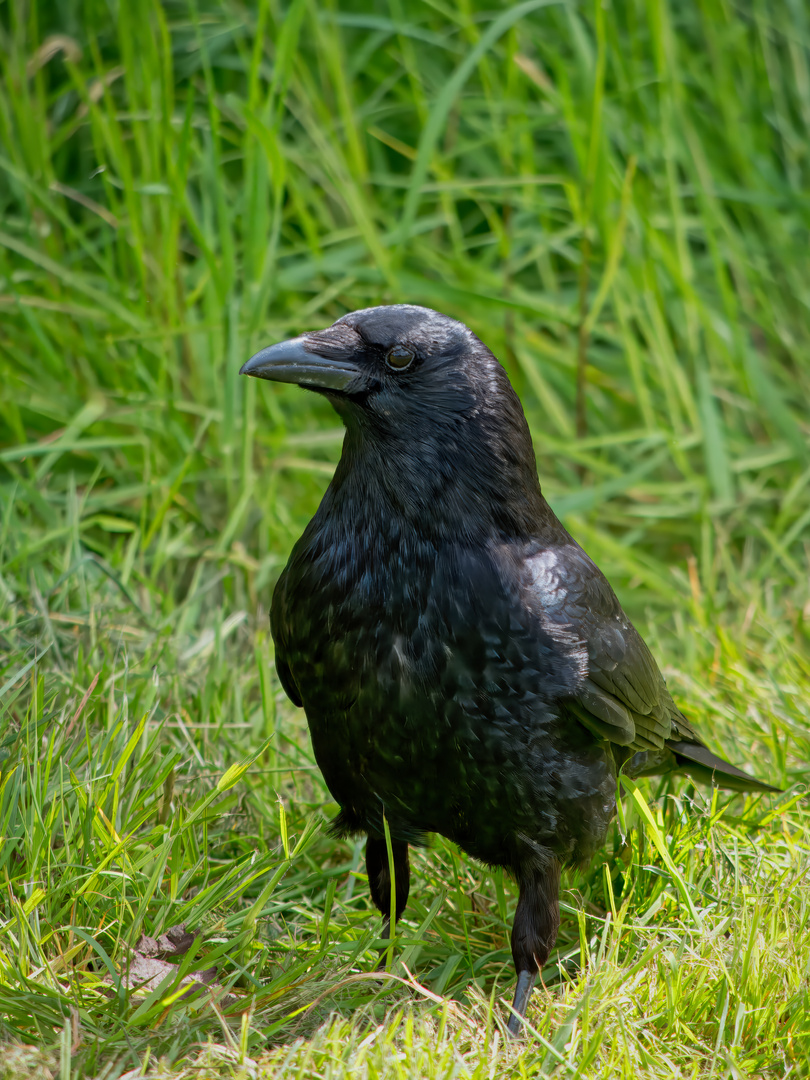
xmin=366 ymin=835 xmax=410 ymax=943
xmin=507 ymin=857 xmax=561 ymax=1036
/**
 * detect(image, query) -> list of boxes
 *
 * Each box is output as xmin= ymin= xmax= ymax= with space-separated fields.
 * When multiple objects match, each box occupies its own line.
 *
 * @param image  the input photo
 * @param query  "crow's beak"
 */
xmin=239 ymin=331 xmax=364 ymax=393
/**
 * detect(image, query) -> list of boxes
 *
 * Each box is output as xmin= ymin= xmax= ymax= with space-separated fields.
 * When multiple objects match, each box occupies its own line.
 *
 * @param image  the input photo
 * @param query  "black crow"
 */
xmin=240 ymin=305 xmax=779 ymax=1034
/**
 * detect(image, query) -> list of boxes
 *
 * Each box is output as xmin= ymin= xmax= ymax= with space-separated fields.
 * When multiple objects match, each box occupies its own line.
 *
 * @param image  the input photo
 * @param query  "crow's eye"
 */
xmin=385 ymin=345 xmax=415 ymax=370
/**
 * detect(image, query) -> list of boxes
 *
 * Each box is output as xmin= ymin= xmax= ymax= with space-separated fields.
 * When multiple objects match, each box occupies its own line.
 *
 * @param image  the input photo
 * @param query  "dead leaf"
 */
xmin=136 ymin=922 xmax=198 ymax=958
xmin=104 ymin=950 xmax=222 ymax=1002
xmin=101 ymin=925 xmax=234 ymax=1005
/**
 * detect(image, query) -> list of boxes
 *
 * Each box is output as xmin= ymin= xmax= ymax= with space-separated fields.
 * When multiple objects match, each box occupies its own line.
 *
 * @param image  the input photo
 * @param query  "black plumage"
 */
xmin=240 ymin=305 xmax=778 ymax=1034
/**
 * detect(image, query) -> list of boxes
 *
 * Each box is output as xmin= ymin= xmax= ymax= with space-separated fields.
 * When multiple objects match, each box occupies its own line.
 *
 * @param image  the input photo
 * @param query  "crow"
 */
xmin=240 ymin=305 xmax=779 ymax=1035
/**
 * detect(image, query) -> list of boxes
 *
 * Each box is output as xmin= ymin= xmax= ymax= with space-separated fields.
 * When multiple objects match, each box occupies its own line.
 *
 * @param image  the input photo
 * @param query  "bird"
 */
xmin=240 ymin=304 xmax=779 ymax=1035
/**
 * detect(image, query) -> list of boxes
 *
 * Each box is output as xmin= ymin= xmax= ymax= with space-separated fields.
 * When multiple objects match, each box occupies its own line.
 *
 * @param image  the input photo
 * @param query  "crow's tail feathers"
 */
xmin=667 ymin=740 xmax=782 ymax=793
xmin=624 ymin=740 xmax=782 ymax=793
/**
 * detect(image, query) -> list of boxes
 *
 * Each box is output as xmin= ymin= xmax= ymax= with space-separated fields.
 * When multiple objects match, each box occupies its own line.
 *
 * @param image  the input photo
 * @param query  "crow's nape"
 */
xmin=507 ymin=857 xmax=562 ymax=1036
xmin=366 ymin=835 xmax=411 ymax=944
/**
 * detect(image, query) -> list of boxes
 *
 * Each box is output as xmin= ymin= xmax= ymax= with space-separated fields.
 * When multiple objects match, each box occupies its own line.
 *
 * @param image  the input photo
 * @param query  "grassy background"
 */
xmin=1 ymin=0 xmax=809 ymax=1075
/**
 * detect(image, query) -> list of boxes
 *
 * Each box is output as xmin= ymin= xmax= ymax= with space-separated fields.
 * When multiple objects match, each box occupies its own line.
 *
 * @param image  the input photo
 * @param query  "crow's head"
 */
xmin=241 ymin=305 xmax=551 ymax=534
xmin=241 ymin=305 xmax=519 ymax=426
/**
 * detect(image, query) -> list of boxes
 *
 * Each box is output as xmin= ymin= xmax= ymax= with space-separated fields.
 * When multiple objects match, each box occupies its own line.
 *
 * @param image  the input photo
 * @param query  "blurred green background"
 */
xmin=1 ymin=1 xmax=808 ymax=1075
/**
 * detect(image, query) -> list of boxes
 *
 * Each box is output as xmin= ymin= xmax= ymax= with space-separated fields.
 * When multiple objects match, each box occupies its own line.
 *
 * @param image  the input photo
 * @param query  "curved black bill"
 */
xmin=239 ymin=335 xmax=362 ymax=392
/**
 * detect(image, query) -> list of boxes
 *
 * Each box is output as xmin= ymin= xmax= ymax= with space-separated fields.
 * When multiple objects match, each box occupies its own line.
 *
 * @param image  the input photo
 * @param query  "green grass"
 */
xmin=1 ymin=0 xmax=809 ymax=1075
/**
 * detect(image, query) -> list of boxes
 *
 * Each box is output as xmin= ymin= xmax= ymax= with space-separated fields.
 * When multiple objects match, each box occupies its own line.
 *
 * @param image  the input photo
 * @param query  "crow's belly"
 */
xmin=303 ymin=682 xmax=618 ymax=870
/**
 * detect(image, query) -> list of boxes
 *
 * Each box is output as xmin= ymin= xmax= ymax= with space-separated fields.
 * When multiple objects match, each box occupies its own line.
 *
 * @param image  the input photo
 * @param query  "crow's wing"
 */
xmin=524 ymin=543 xmax=698 ymax=752
xmin=523 ymin=543 xmax=780 ymax=792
